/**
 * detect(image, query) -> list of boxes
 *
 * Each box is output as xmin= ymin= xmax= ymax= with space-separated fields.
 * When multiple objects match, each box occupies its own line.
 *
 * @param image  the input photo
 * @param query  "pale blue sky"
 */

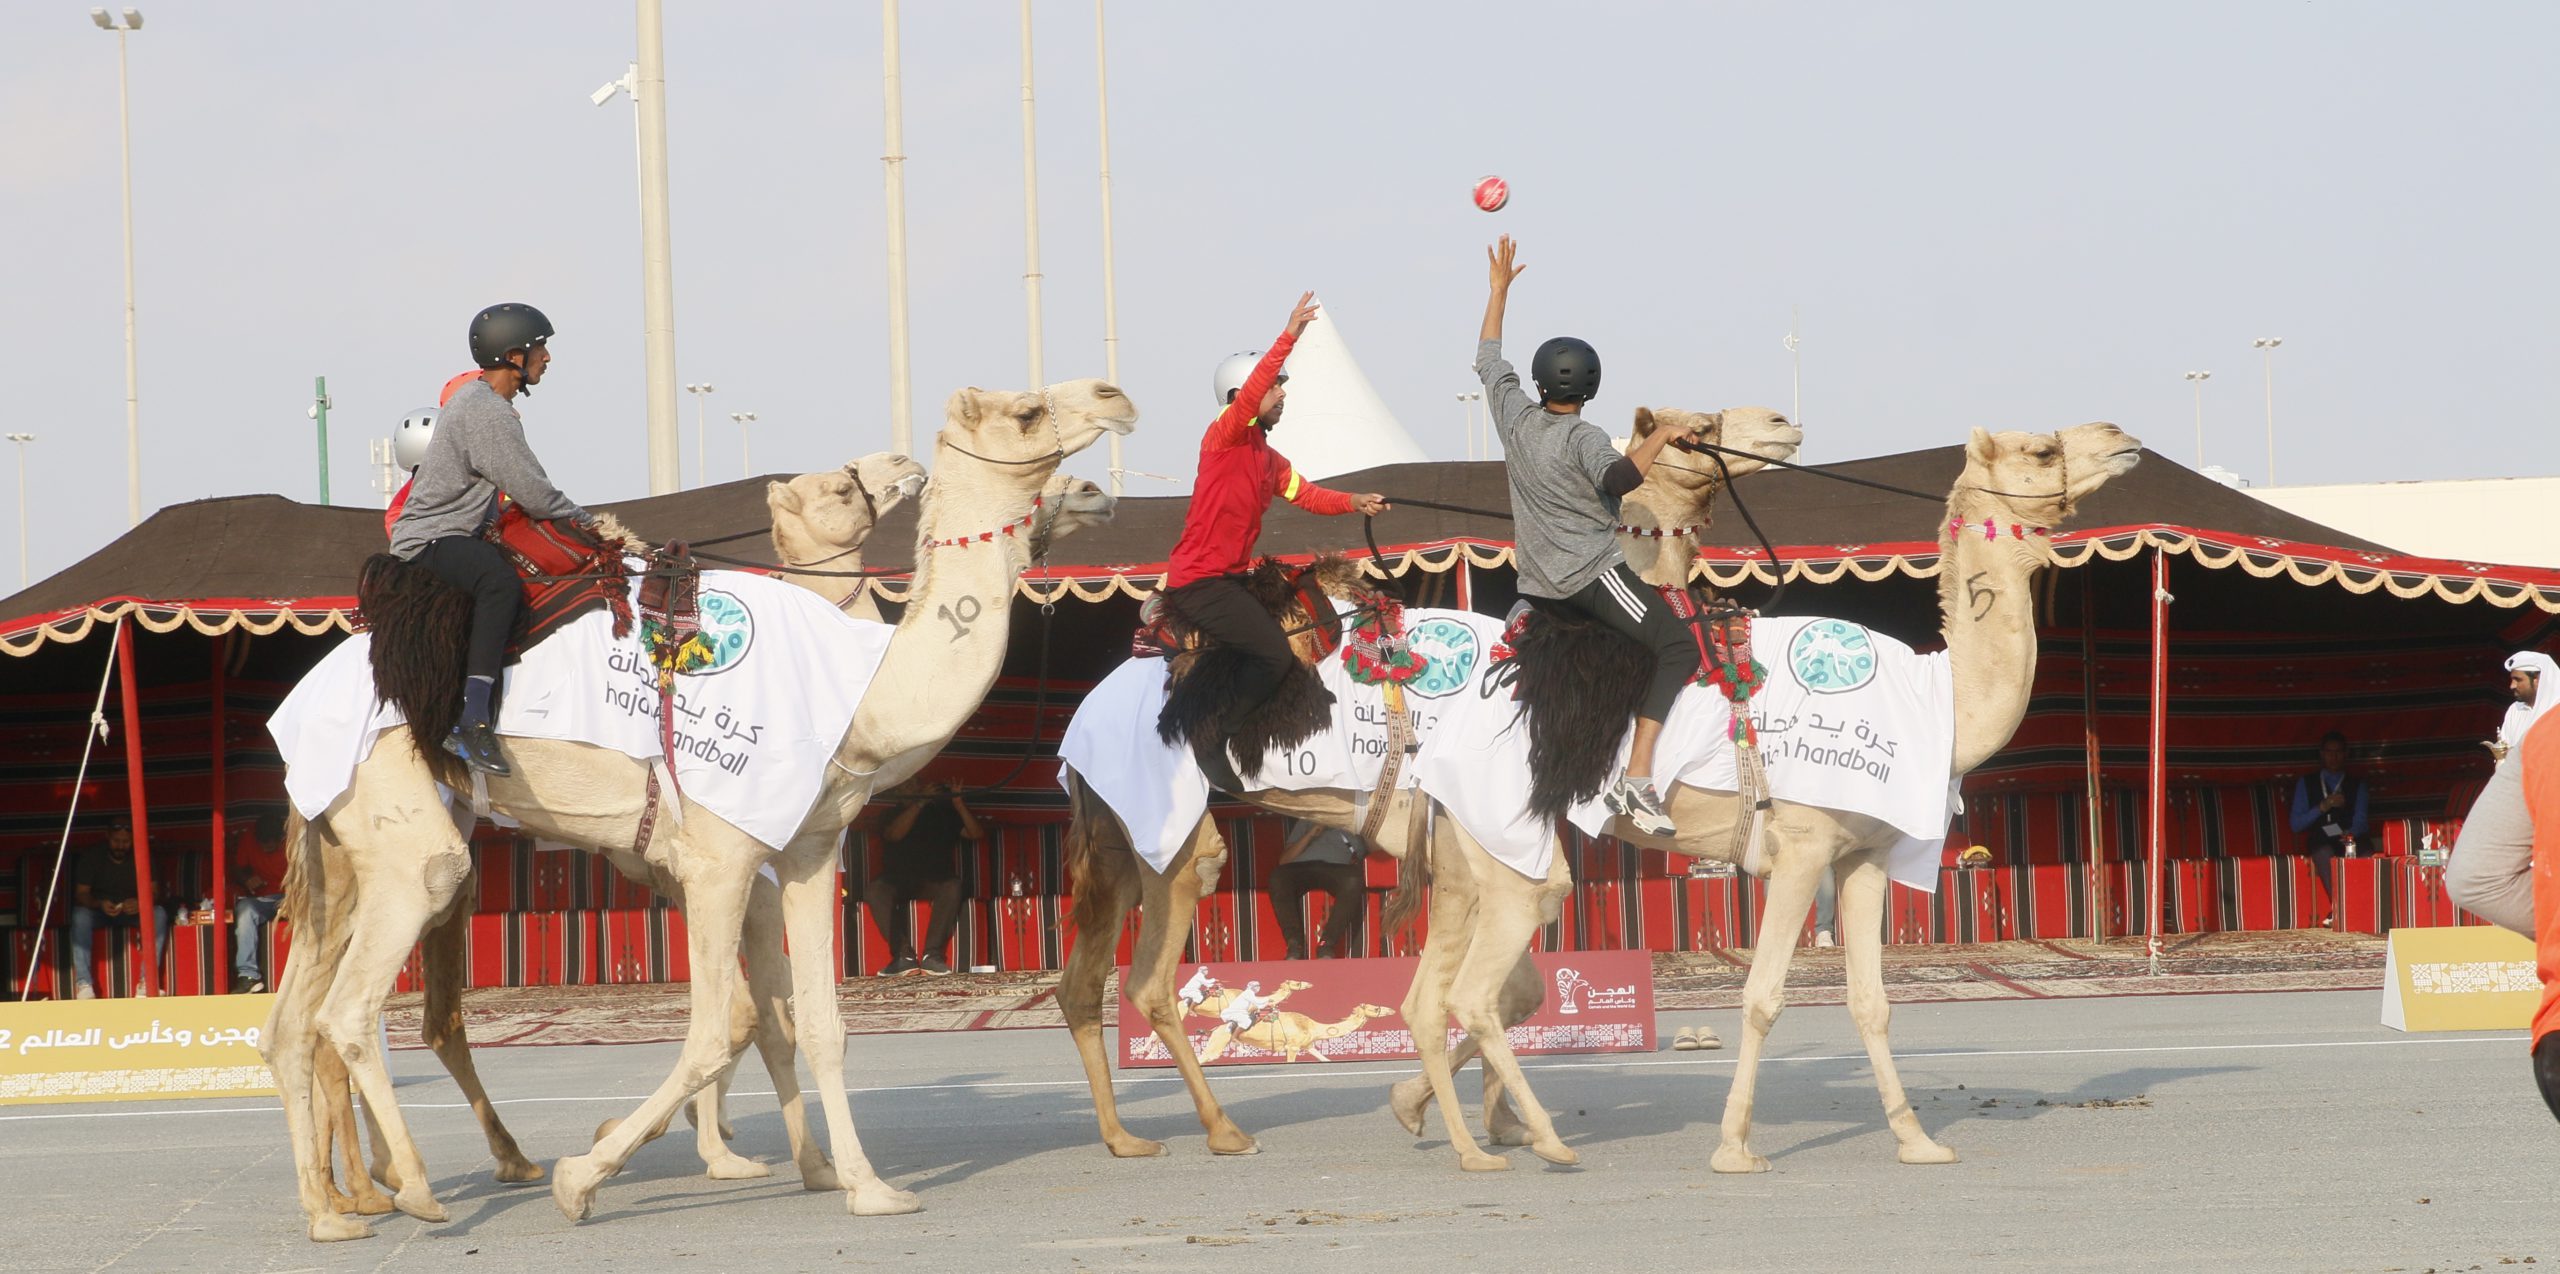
xmin=2 ymin=2 xmax=2553 ymax=585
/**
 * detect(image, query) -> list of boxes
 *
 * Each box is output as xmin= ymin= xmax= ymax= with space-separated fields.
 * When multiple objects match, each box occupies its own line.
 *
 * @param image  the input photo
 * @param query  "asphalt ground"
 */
xmin=4 ymin=990 xmax=2552 ymax=1273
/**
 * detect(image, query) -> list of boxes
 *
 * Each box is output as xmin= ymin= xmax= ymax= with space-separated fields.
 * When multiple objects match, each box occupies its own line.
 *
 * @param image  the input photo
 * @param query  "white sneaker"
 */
xmin=1604 ymin=777 xmax=1677 ymax=837
xmin=73 ymin=983 xmax=97 ymax=1000
xmin=1813 ymin=930 xmax=1836 ymax=948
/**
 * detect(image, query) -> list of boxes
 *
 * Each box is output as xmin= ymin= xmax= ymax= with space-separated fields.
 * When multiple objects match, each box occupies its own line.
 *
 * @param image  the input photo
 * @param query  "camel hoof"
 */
xmin=348 ymin=1191 xmax=398 ymax=1216
xmin=1105 ymin=1136 xmax=1169 ymax=1159
xmin=551 ymin=1154 xmax=607 ymax=1221
xmin=1206 ymin=1130 xmax=1261 ymax=1156
xmin=307 ymin=1212 xmax=375 ymax=1243
xmin=390 ymin=1186 xmax=448 ymax=1224
xmin=799 ymin=1162 xmax=843 ymax=1193
xmin=1898 ymin=1141 xmax=1960 ymax=1166
xmin=1529 ymin=1139 xmax=1580 ymax=1167
xmin=492 ymin=1157 xmax=547 ymax=1185
xmin=847 ymin=1182 xmax=923 ymax=1216
xmin=1459 ymin=1150 xmax=1511 ymax=1173
xmin=1487 ymin=1122 xmax=1533 ymax=1147
xmin=1710 ymin=1145 xmax=1771 ymax=1175
xmin=704 ymin=1153 xmax=772 ymax=1180
xmin=1388 ymin=1078 xmax=1431 ymax=1136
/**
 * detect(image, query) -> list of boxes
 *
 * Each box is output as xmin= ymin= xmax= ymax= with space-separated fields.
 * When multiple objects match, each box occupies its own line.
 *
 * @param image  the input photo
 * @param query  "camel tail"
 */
xmin=1380 ymin=829 xmax=1432 ymax=943
xmin=278 ymin=809 xmax=324 ymax=945
xmin=1062 ymin=771 xmax=1120 ymax=936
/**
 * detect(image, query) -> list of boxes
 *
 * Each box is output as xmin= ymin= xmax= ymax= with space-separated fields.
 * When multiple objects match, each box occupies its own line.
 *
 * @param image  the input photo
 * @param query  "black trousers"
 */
xmin=1539 ymin=563 xmax=1700 ymax=725
xmin=2306 ymin=844 xmax=2344 ymax=908
xmin=1169 ymin=574 xmax=1296 ymax=721
xmin=1269 ymin=860 xmax=1365 ymax=959
xmin=411 ymin=535 xmax=520 ymax=683
xmin=865 ymin=869 xmax=962 ymax=961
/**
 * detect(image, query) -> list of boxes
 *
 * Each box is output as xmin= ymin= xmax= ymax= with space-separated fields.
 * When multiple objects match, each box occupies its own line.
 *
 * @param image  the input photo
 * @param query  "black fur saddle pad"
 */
xmin=1146 ymin=556 xmax=1375 ymax=785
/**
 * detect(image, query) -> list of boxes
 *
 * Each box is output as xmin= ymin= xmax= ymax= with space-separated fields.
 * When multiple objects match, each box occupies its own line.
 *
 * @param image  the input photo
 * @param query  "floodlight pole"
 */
xmin=1019 ymin=0 xmax=1045 ymax=388
xmin=2184 ymin=371 xmax=2211 ymax=468
xmin=94 ymin=10 xmax=145 ymax=526
xmin=882 ymin=0 xmax=913 ymax=455
xmin=2253 ymin=338 xmax=2283 ymax=486
xmin=634 ymin=0 xmax=681 ymax=494
xmin=310 ymin=375 xmax=332 ymax=504
xmin=1095 ymin=0 xmax=1122 ymax=493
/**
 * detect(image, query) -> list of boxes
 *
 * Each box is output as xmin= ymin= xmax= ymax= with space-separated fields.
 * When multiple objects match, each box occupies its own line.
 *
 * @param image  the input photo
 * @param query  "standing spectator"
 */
xmin=865 ymin=780 xmax=982 ymax=976
xmin=65 ymin=818 xmax=171 ymax=999
xmin=2289 ymin=731 xmax=2371 ymax=926
xmin=2495 ymin=652 xmax=2556 ymax=761
xmin=1270 ymin=819 xmax=1366 ymax=960
xmin=229 ymin=808 xmax=290 ymax=993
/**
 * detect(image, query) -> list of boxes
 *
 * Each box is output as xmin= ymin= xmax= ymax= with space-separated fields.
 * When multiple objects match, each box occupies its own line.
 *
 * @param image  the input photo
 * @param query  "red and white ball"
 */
xmin=1472 ymin=174 xmax=1510 ymax=213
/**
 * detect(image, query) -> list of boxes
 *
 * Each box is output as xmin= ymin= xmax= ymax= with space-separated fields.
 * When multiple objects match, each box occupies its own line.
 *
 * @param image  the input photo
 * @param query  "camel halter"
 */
xmin=935 ymin=388 xmax=1068 ymax=468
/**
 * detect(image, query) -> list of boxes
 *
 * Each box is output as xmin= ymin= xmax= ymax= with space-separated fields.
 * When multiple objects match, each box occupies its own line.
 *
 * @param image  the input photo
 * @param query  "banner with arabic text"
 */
xmin=0 ymin=993 xmax=276 ymax=1105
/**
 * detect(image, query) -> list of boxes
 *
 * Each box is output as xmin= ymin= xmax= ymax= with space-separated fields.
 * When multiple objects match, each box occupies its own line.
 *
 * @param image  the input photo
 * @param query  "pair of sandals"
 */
xmin=1670 ymin=1025 xmax=1723 ymax=1051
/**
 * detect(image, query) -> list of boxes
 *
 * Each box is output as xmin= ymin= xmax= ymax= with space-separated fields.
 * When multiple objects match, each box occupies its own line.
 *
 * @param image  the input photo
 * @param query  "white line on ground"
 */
xmin=0 ymin=1031 xmax=2521 ymax=1125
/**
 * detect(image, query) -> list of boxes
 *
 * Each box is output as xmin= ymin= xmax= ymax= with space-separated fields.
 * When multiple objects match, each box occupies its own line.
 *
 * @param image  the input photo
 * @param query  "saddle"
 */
xmin=354 ymin=508 xmax=658 ymax=756
xmin=1144 ymin=555 xmax=1377 ymax=787
xmin=1488 ymin=581 xmax=1762 ymax=823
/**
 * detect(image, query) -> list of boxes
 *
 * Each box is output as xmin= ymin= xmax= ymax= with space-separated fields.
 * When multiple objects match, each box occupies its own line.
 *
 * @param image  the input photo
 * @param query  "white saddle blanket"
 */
xmin=1057 ymin=608 xmax=1507 ymax=872
xmin=268 ymin=569 xmax=893 ymax=852
xmin=1413 ymin=614 xmax=1958 ymax=889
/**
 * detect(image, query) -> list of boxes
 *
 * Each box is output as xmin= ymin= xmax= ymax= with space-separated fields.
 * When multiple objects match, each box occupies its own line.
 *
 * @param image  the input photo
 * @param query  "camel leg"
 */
xmin=1478 ymin=950 xmax=1546 ymax=1147
xmin=1125 ymin=820 xmax=1256 ymax=1154
xmin=1395 ymin=823 xmax=1505 ymax=1171
xmin=1058 ymin=819 xmax=1162 ymax=1157
xmin=265 ymin=892 xmax=374 ymax=1242
xmin=773 ymin=830 xmax=919 ymax=1216
xmin=1443 ymin=837 xmax=1576 ymax=1167
xmin=316 ymin=1046 xmax=395 ymax=1214
xmin=551 ymin=845 xmax=753 ymax=1221
xmin=731 ymin=872 xmax=823 ymax=1184
xmin=1711 ymin=825 xmax=1831 ymax=1174
xmin=314 ymin=850 xmax=460 ymax=1224
xmin=1838 ymin=849 xmax=1957 ymax=1166
xmin=419 ymin=896 xmax=545 ymax=1184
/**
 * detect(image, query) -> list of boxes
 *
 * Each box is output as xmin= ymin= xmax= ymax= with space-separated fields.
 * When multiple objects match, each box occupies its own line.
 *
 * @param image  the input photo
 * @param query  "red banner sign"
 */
xmin=1115 ymin=949 xmax=1654 ymax=1068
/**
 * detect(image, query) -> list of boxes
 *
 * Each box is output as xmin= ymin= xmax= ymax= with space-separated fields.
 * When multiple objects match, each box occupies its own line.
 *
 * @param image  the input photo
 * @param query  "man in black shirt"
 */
xmin=64 ymin=818 xmax=171 ymax=999
xmin=866 ymin=781 xmax=983 ymax=976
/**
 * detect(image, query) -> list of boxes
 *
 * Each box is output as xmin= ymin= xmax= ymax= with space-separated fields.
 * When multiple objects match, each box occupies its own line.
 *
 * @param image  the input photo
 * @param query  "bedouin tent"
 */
xmin=4 ymin=445 xmax=2555 ymax=992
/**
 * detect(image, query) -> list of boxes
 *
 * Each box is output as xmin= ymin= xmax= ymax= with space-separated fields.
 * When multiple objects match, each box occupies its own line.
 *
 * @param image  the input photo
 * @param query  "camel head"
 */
xmin=1629 ymin=406 xmax=1803 ymax=519
xmin=1955 ymin=422 xmax=2144 ymax=531
xmin=1277 ymin=979 xmax=1314 ymax=992
xmin=1349 ymin=1004 xmax=1395 ymax=1021
xmin=766 ymin=452 xmax=929 ymax=563
xmin=938 ymin=378 xmax=1137 ymax=479
xmin=1033 ymin=474 xmax=1118 ymax=554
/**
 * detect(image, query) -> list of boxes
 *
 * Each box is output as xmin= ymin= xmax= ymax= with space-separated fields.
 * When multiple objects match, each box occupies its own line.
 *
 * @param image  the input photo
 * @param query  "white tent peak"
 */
xmin=1269 ymin=300 xmax=1431 ymax=480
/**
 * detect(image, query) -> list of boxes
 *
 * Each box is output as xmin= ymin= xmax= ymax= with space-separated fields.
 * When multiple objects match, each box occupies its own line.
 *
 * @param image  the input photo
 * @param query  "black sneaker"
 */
xmin=917 ymin=955 xmax=953 ymax=976
xmin=1603 ymin=776 xmax=1677 ymax=837
xmin=443 ymin=721 xmax=514 ymax=778
xmin=880 ymin=955 xmax=920 ymax=977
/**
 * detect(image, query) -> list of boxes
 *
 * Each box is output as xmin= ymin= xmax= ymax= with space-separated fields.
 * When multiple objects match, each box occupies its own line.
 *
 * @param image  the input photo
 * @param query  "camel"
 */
xmin=262 ymin=380 xmax=1134 ymax=1241
xmin=1055 ymin=404 xmax=1801 ymax=1162
xmin=294 ymin=454 xmax=933 ymax=1214
xmin=1396 ymin=422 xmax=2143 ymax=1173
xmin=1197 ymin=1003 xmax=1397 ymax=1063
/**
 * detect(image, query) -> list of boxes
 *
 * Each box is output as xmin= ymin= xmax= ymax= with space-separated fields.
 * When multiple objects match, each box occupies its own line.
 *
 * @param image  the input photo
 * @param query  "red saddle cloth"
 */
xmin=483 ymin=505 xmax=635 ymax=658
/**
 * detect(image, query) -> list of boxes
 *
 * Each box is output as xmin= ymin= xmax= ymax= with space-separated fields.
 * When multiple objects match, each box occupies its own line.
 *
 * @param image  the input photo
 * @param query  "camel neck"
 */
xmin=1938 ymin=490 xmax=2052 ymax=776
xmin=1614 ymin=484 xmax=1717 ymax=590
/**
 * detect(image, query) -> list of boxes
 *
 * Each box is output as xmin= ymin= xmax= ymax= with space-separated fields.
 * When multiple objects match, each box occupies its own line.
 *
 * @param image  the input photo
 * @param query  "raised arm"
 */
xmin=1203 ymin=294 xmax=1320 ymax=452
xmin=1482 ymin=236 xmax=1524 ymax=344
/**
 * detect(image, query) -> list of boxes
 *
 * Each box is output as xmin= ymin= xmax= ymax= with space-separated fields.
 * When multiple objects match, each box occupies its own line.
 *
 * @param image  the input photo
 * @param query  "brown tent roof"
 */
xmin=5 ymin=447 xmax=2555 ymax=655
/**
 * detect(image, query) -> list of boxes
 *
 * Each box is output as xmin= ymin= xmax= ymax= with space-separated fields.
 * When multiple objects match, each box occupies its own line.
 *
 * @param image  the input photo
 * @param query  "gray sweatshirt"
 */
xmin=1477 ymin=339 xmax=1630 ymax=599
xmin=387 ymin=378 xmax=587 ymax=559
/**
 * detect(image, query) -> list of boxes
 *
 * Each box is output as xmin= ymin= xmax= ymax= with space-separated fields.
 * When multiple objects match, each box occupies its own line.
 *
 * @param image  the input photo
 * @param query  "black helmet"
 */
xmin=1531 ymin=336 xmax=1601 ymax=405
xmin=468 ymin=303 xmax=555 ymax=372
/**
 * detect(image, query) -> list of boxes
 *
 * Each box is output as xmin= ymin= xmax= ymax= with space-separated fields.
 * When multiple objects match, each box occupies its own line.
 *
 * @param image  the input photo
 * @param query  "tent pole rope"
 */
xmin=20 ymin=614 xmax=127 ymax=1002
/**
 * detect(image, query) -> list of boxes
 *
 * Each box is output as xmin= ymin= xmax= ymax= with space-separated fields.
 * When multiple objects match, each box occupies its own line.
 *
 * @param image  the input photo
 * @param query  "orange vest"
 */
xmin=2519 ymin=709 xmax=2560 ymax=1046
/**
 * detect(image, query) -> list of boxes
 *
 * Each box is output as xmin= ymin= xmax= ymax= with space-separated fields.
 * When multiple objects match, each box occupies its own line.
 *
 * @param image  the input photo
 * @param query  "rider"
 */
xmin=382 ymin=373 xmax=482 ymax=538
xmin=1219 ymin=979 xmax=1271 ymax=1038
xmin=1163 ymin=292 xmax=1388 ymax=757
xmin=1477 ymin=235 xmax=1703 ymax=837
xmin=387 ymin=304 xmax=592 ymax=777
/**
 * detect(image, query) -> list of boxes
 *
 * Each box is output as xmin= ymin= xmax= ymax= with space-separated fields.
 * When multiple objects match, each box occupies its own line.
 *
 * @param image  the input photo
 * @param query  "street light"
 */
xmin=2253 ymin=337 xmax=2284 ymax=486
xmin=731 ymin=411 xmax=758 ymax=478
xmin=2183 ymin=371 xmax=2212 ymax=467
xmin=684 ymin=382 xmax=715 ymax=487
xmin=91 ymin=8 xmax=143 ymax=526
xmin=6 ymin=434 xmax=34 ymax=588
xmin=1456 ymin=391 xmax=1483 ymax=460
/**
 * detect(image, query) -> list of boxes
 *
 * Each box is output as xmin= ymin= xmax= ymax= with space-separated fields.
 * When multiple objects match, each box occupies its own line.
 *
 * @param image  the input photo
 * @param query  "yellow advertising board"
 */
xmin=0 ymin=993 xmax=276 ymax=1105
xmin=2380 ymin=926 xmax=2540 ymax=1033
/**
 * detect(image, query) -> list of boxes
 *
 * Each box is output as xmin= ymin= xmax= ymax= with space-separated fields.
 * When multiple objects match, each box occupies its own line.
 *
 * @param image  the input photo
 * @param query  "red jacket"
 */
xmin=1165 ymin=331 xmax=1355 ymax=588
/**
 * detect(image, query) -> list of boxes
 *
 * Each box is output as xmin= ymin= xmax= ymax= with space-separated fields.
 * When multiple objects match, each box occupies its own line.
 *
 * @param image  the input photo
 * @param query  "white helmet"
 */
xmin=393 ymin=408 xmax=437 ymax=470
xmin=1211 ymin=350 xmax=1287 ymax=407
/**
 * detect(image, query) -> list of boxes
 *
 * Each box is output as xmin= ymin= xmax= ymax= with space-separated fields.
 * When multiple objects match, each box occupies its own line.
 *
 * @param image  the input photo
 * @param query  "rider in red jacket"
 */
xmin=1164 ymin=293 xmax=1387 ymax=760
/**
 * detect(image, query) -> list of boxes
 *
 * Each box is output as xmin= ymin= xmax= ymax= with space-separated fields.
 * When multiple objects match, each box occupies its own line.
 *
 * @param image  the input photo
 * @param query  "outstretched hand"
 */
xmin=1352 ymin=493 xmax=1390 ymax=517
xmin=1286 ymin=291 xmax=1321 ymax=339
xmin=1488 ymin=236 xmax=1526 ymax=292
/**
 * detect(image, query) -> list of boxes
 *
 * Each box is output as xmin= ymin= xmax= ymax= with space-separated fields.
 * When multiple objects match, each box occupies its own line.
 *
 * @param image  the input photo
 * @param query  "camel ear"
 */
xmin=1631 ymin=406 xmax=1656 ymax=438
xmin=766 ymin=480 xmax=802 ymax=515
xmin=1966 ymin=427 xmax=2000 ymax=466
xmin=1699 ymin=410 xmax=1724 ymax=437
xmin=948 ymin=388 xmax=983 ymax=428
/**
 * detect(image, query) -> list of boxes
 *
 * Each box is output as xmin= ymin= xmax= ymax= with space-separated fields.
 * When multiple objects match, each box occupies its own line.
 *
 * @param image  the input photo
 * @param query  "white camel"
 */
xmin=1394 ymin=423 xmax=2142 ymax=1173
xmin=263 ymin=381 xmax=1133 ymax=1241
xmin=1054 ymin=405 xmax=1800 ymax=1162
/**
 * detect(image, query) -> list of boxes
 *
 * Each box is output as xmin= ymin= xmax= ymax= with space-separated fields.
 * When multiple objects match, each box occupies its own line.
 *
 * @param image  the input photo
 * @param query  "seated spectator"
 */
xmin=230 ymin=808 xmax=290 ymax=993
xmin=2288 ymin=731 xmax=2370 ymax=926
xmin=865 ymin=780 xmax=981 ymax=976
xmin=1270 ymin=819 xmax=1365 ymax=960
xmin=65 ymin=817 xmax=171 ymax=999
